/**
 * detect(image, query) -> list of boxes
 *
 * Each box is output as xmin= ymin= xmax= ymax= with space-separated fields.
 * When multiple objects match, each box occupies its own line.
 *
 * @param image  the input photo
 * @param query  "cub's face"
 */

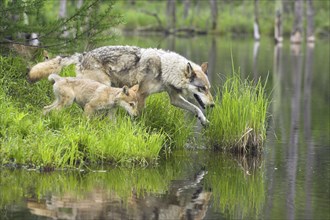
xmin=118 ymin=84 xmax=139 ymax=116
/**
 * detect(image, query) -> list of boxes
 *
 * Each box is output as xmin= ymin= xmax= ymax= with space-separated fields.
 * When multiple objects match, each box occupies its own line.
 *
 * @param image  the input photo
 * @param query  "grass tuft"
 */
xmin=205 ymin=73 xmax=270 ymax=154
xmin=140 ymin=93 xmax=195 ymax=150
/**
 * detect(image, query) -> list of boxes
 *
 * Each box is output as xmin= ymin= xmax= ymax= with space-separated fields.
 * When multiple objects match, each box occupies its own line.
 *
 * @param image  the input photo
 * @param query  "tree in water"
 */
xmin=253 ymin=0 xmax=261 ymax=41
xmin=290 ymin=0 xmax=303 ymax=43
xmin=166 ymin=0 xmax=176 ymax=31
xmin=274 ymin=0 xmax=283 ymax=44
xmin=183 ymin=0 xmax=190 ymax=19
xmin=306 ymin=0 xmax=315 ymax=42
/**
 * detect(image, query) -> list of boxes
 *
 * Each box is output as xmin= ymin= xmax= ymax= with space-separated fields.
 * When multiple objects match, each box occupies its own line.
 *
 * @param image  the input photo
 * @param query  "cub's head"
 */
xmin=118 ymin=84 xmax=139 ymax=117
xmin=185 ymin=62 xmax=215 ymax=109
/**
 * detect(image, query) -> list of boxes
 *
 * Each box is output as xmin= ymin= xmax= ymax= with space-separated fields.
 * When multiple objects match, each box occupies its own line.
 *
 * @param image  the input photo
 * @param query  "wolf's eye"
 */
xmin=198 ymin=86 xmax=206 ymax=92
xmin=129 ymin=102 xmax=135 ymax=107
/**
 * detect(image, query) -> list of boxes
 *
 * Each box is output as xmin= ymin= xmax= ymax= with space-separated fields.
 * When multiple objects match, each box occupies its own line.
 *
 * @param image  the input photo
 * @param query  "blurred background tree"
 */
xmin=0 ymin=0 xmax=328 ymax=58
xmin=0 ymin=0 xmax=121 ymax=54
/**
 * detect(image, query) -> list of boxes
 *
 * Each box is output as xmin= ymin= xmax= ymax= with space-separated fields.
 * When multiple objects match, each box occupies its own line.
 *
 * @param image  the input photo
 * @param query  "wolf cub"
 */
xmin=44 ymin=74 xmax=139 ymax=117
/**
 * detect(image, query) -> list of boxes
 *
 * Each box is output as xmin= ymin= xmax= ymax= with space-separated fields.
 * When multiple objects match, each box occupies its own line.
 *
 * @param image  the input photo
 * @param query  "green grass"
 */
xmin=0 ymin=94 xmax=165 ymax=168
xmin=140 ymin=93 xmax=195 ymax=150
xmin=204 ymin=72 xmax=270 ymax=154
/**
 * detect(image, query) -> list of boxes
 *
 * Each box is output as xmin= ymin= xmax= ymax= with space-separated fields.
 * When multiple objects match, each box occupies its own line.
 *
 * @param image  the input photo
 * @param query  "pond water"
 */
xmin=1 ymin=35 xmax=329 ymax=220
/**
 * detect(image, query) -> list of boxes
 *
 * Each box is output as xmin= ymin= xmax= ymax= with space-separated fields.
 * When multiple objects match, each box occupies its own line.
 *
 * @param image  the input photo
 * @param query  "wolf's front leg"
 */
xmin=169 ymin=93 xmax=209 ymax=126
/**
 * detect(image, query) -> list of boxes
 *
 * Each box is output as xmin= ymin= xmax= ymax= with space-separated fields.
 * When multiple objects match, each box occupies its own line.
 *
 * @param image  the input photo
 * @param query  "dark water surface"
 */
xmin=1 ymin=36 xmax=329 ymax=220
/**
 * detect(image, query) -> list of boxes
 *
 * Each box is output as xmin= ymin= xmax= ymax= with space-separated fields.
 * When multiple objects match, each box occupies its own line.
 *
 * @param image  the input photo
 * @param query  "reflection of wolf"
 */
xmin=44 ymin=74 xmax=139 ymax=117
xmin=28 ymin=46 xmax=215 ymax=125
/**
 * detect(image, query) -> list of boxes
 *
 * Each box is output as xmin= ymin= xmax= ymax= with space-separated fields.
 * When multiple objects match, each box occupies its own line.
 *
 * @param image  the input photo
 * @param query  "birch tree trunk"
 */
xmin=254 ymin=0 xmax=261 ymax=41
xmin=274 ymin=0 xmax=283 ymax=43
xmin=166 ymin=0 xmax=176 ymax=31
xmin=77 ymin=0 xmax=83 ymax=8
xmin=59 ymin=0 xmax=69 ymax=38
xmin=290 ymin=0 xmax=303 ymax=43
xmin=209 ymin=0 xmax=218 ymax=30
xmin=306 ymin=0 xmax=315 ymax=42
xmin=59 ymin=0 xmax=67 ymax=19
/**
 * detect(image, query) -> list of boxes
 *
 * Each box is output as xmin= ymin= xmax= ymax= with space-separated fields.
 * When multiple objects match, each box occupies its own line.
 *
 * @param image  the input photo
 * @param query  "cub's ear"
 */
xmin=186 ymin=62 xmax=196 ymax=79
xmin=131 ymin=84 xmax=139 ymax=92
xmin=201 ymin=62 xmax=208 ymax=75
xmin=122 ymin=85 xmax=129 ymax=96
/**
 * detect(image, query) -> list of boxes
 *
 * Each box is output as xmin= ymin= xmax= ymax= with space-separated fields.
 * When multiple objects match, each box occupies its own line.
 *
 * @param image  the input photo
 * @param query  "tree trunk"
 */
xmin=282 ymin=0 xmax=292 ymax=14
xmin=274 ymin=0 xmax=283 ymax=43
xmin=166 ymin=0 xmax=176 ymax=31
xmin=306 ymin=0 xmax=315 ymax=42
xmin=290 ymin=0 xmax=303 ymax=43
xmin=209 ymin=0 xmax=218 ymax=30
xmin=59 ymin=0 xmax=67 ymax=18
xmin=77 ymin=0 xmax=83 ymax=9
xmin=58 ymin=0 xmax=69 ymax=38
xmin=253 ymin=0 xmax=260 ymax=41
xmin=183 ymin=0 xmax=190 ymax=19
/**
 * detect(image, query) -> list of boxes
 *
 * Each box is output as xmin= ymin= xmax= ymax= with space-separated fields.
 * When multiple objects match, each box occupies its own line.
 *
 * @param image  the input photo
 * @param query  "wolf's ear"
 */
xmin=201 ymin=62 xmax=208 ymax=75
xmin=122 ymin=85 xmax=129 ymax=96
xmin=131 ymin=84 xmax=139 ymax=92
xmin=186 ymin=62 xmax=196 ymax=79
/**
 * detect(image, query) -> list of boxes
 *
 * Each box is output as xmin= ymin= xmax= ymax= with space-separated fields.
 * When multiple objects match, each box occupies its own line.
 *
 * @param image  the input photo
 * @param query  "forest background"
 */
xmin=0 ymin=0 xmax=329 ymax=54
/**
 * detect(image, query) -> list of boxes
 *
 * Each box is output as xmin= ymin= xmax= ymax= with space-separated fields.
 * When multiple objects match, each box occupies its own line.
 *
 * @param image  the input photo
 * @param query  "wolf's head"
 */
xmin=185 ymin=62 xmax=215 ymax=109
xmin=117 ymin=84 xmax=139 ymax=117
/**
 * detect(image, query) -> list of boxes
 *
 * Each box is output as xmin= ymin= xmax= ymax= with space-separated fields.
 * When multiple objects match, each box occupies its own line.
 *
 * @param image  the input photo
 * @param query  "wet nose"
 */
xmin=210 ymin=103 xmax=215 ymax=108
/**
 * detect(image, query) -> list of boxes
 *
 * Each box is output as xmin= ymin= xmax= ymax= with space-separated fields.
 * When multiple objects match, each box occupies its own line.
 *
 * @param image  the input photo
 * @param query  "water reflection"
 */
xmin=204 ymin=155 xmax=265 ymax=219
xmin=303 ymin=43 xmax=314 ymax=220
xmin=265 ymin=39 xmax=329 ymax=220
xmin=286 ymin=44 xmax=303 ymax=220
xmin=0 ymin=152 xmax=265 ymax=220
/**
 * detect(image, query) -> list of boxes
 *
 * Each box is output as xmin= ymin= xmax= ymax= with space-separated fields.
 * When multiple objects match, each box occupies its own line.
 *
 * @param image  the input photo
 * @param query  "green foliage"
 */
xmin=204 ymin=72 xmax=270 ymax=154
xmin=0 ymin=55 xmax=53 ymax=109
xmin=115 ymin=0 xmax=329 ymax=38
xmin=0 ymin=0 xmax=122 ymax=53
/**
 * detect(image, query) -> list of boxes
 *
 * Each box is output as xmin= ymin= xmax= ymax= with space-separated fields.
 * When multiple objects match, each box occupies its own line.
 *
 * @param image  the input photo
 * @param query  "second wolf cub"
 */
xmin=44 ymin=74 xmax=139 ymax=117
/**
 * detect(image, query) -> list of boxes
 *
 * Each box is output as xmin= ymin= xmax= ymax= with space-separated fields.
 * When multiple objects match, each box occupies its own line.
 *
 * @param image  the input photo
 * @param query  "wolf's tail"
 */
xmin=27 ymin=56 xmax=63 ymax=83
xmin=27 ymin=53 xmax=82 ymax=83
xmin=48 ymin=73 xmax=62 ymax=84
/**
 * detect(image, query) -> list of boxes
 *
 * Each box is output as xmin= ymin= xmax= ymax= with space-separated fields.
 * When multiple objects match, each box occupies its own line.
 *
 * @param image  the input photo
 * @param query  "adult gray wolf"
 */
xmin=44 ymin=74 xmax=139 ymax=117
xmin=28 ymin=46 xmax=215 ymax=126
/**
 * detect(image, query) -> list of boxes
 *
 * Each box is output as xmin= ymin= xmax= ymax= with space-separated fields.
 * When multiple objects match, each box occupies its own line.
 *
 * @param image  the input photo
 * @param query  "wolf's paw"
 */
xmin=199 ymin=116 xmax=209 ymax=127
